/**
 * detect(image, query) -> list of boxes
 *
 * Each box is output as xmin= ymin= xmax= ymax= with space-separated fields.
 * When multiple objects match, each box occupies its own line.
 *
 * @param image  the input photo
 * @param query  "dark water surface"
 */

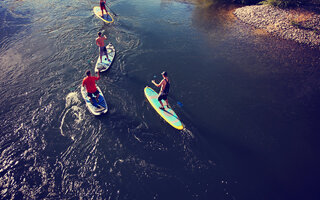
xmin=1 ymin=0 xmax=320 ymax=199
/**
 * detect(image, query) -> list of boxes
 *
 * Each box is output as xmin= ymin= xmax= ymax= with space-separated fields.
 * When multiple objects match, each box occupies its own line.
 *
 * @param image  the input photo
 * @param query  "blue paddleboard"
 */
xmin=81 ymin=85 xmax=108 ymax=115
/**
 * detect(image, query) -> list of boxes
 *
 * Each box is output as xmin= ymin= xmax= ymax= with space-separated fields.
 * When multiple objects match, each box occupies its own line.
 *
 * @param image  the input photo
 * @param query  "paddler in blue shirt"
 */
xmin=152 ymin=71 xmax=170 ymax=109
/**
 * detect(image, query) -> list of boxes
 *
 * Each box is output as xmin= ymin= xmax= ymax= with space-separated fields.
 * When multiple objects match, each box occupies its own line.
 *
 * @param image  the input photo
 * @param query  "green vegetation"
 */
xmin=259 ymin=0 xmax=302 ymax=8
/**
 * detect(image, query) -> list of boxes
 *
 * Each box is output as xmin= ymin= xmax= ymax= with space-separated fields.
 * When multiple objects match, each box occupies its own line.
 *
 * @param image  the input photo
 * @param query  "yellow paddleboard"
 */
xmin=93 ymin=6 xmax=114 ymax=23
xmin=144 ymin=86 xmax=184 ymax=130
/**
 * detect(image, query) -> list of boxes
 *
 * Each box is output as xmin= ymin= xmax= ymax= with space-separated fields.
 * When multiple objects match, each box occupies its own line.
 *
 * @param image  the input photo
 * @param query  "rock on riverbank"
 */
xmin=234 ymin=5 xmax=320 ymax=47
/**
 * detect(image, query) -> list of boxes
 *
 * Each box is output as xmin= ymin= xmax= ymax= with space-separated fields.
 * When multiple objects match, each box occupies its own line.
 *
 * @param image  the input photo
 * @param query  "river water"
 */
xmin=1 ymin=0 xmax=320 ymax=199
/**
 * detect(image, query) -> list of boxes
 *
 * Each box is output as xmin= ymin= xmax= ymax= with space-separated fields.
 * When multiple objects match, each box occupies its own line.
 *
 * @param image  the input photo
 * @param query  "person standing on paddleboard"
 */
xmin=96 ymin=32 xmax=110 ymax=63
xmin=152 ymin=71 xmax=170 ymax=109
xmin=82 ymin=70 xmax=101 ymax=105
xmin=100 ymin=0 xmax=109 ymax=17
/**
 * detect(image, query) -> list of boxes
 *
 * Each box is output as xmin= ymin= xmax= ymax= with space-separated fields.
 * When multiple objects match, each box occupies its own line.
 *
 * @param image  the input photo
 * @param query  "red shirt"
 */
xmin=82 ymin=76 xmax=99 ymax=93
xmin=96 ymin=36 xmax=106 ymax=47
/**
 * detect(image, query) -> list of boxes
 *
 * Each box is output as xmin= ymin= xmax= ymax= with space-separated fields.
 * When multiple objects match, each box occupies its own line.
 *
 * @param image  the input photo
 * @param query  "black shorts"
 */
xmin=88 ymin=90 xmax=99 ymax=98
xmin=99 ymin=46 xmax=107 ymax=57
xmin=158 ymin=93 xmax=168 ymax=101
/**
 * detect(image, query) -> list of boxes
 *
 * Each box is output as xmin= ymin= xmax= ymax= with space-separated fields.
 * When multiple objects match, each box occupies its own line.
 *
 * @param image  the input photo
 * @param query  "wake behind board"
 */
xmin=81 ymin=85 xmax=108 ymax=115
xmin=93 ymin=6 xmax=114 ymax=23
xmin=95 ymin=43 xmax=116 ymax=73
xmin=144 ymin=86 xmax=183 ymax=130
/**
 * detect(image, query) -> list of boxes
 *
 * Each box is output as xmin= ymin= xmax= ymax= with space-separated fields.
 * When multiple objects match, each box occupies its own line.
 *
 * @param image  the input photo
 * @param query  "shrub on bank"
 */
xmin=259 ymin=0 xmax=302 ymax=8
xmin=205 ymin=0 xmax=316 ymax=8
xmin=229 ymin=0 xmax=311 ymax=8
xmin=235 ymin=0 xmax=260 ymax=5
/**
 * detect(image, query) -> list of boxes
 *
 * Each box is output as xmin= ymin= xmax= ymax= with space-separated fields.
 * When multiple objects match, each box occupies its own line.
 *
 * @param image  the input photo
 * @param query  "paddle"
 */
xmin=106 ymin=4 xmax=118 ymax=16
xmin=126 ymin=75 xmax=184 ymax=108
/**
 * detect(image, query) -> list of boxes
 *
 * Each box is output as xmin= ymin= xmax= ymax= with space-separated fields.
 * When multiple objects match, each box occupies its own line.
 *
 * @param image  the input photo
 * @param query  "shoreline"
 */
xmin=233 ymin=5 xmax=320 ymax=47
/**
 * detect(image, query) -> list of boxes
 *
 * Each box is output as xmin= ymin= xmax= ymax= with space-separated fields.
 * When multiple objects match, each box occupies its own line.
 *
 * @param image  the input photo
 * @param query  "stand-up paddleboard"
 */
xmin=81 ymin=85 xmax=108 ymax=115
xmin=93 ymin=6 xmax=114 ymax=23
xmin=144 ymin=86 xmax=183 ymax=130
xmin=95 ymin=43 xmax=116 ymax=73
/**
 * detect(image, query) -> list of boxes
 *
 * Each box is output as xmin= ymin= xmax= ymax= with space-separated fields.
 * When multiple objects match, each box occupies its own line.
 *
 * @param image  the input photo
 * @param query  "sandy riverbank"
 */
xmin=234 ymin=5 xmax=320 ymax=47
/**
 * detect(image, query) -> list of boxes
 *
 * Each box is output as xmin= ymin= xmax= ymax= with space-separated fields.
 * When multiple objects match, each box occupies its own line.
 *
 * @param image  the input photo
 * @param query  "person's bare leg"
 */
xmin=89 ymin=97 xmax=94 ymax=105
xmin=159 ymin=101 xmax=164 ymax=109
xmin=101 ymin=8 xmax=104 ymax=17
xmin=96 ymin=94 xmax=100 ymax=102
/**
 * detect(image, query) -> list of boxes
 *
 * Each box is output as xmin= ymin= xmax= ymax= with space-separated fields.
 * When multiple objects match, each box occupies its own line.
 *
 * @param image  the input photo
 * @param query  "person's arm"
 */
xmin=96 ymin=71 xmax=100 ymax=80
xmin=82 ymin=79 xmax=85 ymax=87
xmin=152 ymin=79 xmax=163 ymax=87
xmin=95 ymin=38 xmax=99 ymax=46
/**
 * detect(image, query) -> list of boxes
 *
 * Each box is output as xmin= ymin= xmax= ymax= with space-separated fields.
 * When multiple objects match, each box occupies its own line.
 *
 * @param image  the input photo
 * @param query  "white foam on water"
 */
xmin=65 ymin=91 xmax=81 ymax=108
xmin=59 ymin=92 xmax=85 ymax=139
xmin=182 ymin=127 xmax=195 ymax=138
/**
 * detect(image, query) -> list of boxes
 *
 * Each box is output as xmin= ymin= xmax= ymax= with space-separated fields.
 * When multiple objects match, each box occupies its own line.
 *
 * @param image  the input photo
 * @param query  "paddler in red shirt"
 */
xmin=82 ymin=70 xmax=100 ymax=105
xmin=96 ymin=32 xmax=110 ymax=63
xmin=100 ymin=0 xmax=109 ymax=17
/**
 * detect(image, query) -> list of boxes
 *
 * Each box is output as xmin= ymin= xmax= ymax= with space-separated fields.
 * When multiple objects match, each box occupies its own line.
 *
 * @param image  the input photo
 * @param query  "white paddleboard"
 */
xmin=95 ymin=43 xmax=115 ymax=73
xmin=81 ymin=85 xmax=108 ymax=115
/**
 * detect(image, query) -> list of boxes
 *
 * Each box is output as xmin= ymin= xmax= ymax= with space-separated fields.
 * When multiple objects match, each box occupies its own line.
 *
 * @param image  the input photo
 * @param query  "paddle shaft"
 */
xmin=106 ymin=4 xmax=117 ymax=16
xmin=127 ymin=75 xmax=183 ymax=106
